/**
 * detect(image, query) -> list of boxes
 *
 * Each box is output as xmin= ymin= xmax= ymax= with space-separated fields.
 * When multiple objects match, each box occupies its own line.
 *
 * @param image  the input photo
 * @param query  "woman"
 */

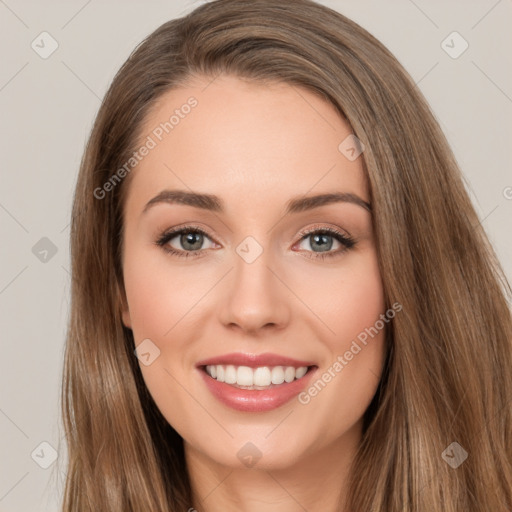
xmin=59 ymin=0 xmax=512 ymax=510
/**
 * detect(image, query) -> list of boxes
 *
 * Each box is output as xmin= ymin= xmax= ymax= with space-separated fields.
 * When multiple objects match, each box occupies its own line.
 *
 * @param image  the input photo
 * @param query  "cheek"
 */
xmin=122 ymin=245 xmax=205 ymax=341
xmin=338 ymin=257 xmax=385 ymax=341
xmin=122 ymin=249 xmax=205 ymax=436
xmin=291 ymin=251 xmax=386 ymax=432
xmin=293 ymin=248 xmax=385 ymax=345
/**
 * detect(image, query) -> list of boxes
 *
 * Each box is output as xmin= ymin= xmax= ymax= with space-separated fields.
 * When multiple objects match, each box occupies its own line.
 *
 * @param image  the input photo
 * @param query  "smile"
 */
xmin=196 ymin=353 xmax=318 ymax=412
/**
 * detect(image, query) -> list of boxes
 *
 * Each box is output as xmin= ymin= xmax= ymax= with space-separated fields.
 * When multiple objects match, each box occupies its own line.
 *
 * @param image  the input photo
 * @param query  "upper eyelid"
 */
xmin=160 ymin=224 xmax=219 ymax=240
xmin=297 ymin=224 xmax=351 ymax=238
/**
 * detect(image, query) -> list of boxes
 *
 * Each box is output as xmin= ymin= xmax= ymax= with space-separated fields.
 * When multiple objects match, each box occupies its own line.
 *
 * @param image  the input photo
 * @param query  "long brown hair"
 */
xmin=58 ymin=0 xmax=512 ymax=509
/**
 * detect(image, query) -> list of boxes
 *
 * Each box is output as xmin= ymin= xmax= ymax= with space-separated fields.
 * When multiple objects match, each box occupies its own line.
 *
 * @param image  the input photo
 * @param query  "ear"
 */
xmin=116 ymin=278 xmax=132 ymax=329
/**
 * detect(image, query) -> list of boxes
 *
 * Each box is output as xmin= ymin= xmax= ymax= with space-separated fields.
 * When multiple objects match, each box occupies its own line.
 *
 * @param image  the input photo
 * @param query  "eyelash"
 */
xmin=154 ymin=224 xmax=356 ymax=261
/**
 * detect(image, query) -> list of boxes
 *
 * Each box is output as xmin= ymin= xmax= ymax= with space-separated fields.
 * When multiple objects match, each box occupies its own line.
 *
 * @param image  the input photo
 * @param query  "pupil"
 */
xmin=311 ymin=234 xmax=332 ymax=252
xmin=181 ymin=232 xmax=203 ymax=250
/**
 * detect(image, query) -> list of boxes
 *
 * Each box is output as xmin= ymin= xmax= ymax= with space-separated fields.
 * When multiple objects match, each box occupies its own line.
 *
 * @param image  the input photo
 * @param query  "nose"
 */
xmin=218 ymin=245 xmax=291 ymax=335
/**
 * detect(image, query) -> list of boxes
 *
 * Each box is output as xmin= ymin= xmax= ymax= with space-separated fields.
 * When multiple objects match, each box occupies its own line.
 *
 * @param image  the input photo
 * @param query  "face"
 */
xmin=120 ymin=74 xmax=386 ymax=471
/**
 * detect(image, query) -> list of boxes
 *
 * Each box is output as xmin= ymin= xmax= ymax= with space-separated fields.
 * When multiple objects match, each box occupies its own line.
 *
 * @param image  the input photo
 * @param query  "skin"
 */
xmin=120 ymin=74 xmax=386 ymax=512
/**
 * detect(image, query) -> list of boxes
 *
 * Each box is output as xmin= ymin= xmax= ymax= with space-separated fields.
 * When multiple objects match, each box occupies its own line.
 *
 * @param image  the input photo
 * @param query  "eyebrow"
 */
xmin=142 ymin=189 xmax=372 ymax=215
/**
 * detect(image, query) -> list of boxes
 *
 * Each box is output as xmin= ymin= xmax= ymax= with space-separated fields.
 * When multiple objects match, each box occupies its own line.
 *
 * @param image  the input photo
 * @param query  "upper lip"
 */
xmin=196 ymin=352 xmax=316 ymax=369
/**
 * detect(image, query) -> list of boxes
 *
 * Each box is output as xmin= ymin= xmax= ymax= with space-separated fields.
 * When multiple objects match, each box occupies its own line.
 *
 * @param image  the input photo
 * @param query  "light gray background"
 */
xmin=1 ymin=0 xmax=511 ymax=510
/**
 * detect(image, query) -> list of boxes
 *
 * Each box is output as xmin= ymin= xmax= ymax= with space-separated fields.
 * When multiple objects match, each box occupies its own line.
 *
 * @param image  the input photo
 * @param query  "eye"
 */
xmin=155 ymin=224 xmax=357 ymax=260
xmin=293 ymin=225 xmax=356 ymax=260
xmin=154 ymin=225 xmax=217 ymax=258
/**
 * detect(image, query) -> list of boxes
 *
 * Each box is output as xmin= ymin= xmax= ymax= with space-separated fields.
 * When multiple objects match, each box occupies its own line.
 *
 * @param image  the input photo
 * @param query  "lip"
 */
xmin=196 ymin=352 xmax=316 ymax=369
xmin=196 ymin=353 xmax=318 ymax=412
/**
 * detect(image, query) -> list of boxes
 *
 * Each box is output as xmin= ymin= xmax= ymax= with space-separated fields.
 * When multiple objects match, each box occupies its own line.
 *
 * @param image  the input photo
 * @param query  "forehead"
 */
xmin=123 ymin=75 xmax=368 ymax=217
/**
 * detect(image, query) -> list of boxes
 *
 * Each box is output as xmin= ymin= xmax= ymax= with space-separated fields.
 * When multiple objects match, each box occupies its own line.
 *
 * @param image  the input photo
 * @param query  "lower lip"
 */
xmin=198 ymin=366 xmax=317 ymax=412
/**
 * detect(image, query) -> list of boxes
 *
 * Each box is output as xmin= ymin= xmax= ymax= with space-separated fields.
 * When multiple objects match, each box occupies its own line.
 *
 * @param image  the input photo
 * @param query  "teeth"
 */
xmin=225 ymin=365 xmax=237 ymax=384
xmin=284 ymin=366 xmax=296 ymax=383
xmin=237 ymin=366 xmax=253 ymax=386
xmin=254 ymin=366 xmax=271 ymax=386
xmin=271 ymin=366 xmax=285 ymax=385
xmin=295 ymin=366 xmax=308 ymax=379
xmin=204 ymin=364 xmax=310 ymax=388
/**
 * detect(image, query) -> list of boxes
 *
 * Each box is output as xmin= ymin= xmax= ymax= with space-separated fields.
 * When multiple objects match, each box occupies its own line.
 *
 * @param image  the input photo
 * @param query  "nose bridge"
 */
xmin=234 ymin=237 xmax=272 ymax=289
xmin=219 ymin=233 xmax=289 ymax=331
